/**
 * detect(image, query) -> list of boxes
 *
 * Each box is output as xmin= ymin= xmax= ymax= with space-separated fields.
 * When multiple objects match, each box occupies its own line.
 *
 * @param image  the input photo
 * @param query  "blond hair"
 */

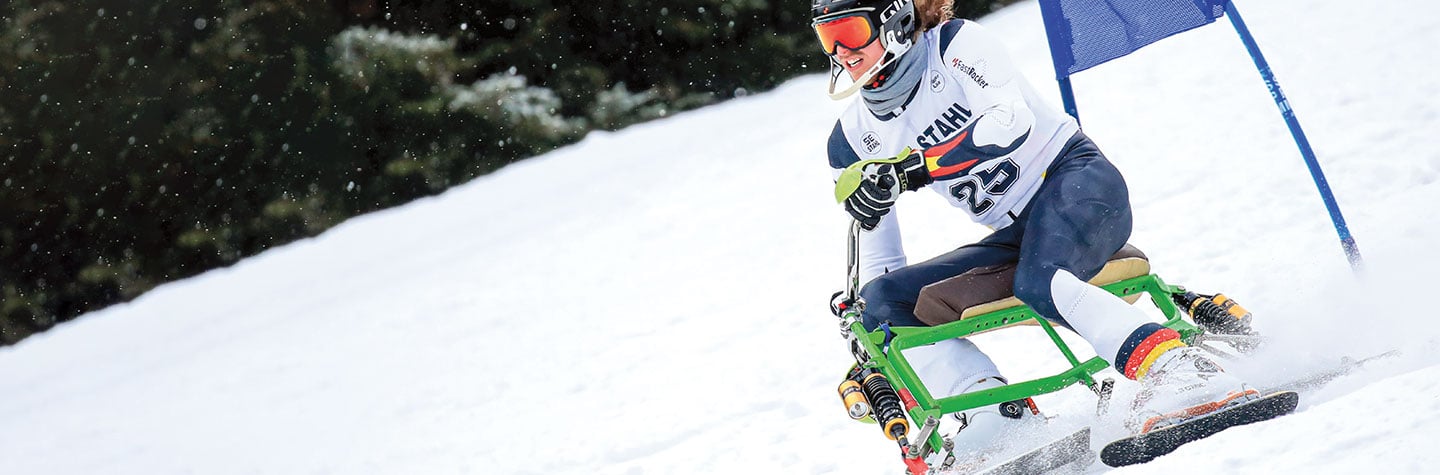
xmin=915 ymin=0 xmax=955 ymax=31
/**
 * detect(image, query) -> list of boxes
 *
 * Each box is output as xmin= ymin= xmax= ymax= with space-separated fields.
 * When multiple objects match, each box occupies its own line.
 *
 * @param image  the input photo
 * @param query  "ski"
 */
xmin=977 ymin=427 xmax=1092 ymax=474
xmin=1260 ymin=350 xmax=1399 ymax=394
xmin=1100 ymin=391 xmax=1299 ymax=467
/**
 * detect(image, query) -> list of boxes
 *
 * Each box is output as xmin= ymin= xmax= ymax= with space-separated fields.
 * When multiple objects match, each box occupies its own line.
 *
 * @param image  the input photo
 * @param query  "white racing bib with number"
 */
xmin=828 ymin=19 xmax=1079 ymax=231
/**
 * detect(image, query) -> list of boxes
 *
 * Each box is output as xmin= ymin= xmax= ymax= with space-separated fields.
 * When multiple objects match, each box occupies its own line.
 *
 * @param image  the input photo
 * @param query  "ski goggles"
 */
xmin=813 ymin=14 xmax=879 ymax=55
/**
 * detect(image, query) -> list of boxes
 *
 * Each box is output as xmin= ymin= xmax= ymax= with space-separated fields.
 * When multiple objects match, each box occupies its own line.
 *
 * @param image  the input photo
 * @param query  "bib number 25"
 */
xmin=948 ymin=159 xmax=1019 ymax=215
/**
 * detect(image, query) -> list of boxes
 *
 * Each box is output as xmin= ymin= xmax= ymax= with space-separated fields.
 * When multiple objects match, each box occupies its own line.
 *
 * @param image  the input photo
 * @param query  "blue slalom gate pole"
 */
xmin=1225 ymin=2 xmax=1363 ymax=270
xmin=1057 ymin=76 xmax=1080 ymax=126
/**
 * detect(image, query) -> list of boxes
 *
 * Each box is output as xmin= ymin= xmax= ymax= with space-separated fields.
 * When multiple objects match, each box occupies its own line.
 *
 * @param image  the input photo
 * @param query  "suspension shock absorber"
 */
xmin=860 ymin=371 xmax=910 ymax=441
xmin=1174 ymin=291 xmax=1253 ymax=335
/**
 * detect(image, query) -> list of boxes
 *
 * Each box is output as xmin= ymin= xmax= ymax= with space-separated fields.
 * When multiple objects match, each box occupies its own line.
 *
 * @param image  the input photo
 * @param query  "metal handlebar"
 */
xmin=845 ymin=219 xmax=862 ymax=303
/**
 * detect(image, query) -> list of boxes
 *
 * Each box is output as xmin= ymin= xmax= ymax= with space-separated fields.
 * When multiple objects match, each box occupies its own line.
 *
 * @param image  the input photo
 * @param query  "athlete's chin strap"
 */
xmin=826 ymin=31 xmax=917 ymax=101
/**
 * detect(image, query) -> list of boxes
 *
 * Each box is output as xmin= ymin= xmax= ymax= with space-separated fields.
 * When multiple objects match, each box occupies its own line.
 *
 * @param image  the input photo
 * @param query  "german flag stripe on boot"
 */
xmin=1114 ymin=323 xmax=1185 ymax=380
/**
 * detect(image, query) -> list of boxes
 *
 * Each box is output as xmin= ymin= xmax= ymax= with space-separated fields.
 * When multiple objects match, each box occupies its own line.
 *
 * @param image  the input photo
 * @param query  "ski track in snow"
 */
xmin=2 ymin=0 xmax=1439 ymax=473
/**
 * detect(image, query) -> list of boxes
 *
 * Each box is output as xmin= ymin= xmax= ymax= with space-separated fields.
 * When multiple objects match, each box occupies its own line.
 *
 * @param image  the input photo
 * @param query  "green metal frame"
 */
xmin=849 ymin=273 xmax=1200 ymax=452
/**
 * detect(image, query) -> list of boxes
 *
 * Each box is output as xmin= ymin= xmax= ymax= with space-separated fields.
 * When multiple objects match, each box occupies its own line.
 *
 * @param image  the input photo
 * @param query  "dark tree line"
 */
xmin=0 ymin=0 xmax=1011 ymax=345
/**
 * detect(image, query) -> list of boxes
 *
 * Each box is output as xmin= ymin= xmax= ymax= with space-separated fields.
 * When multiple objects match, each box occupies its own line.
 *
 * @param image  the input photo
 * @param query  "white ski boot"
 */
xmin=925 ymin=377 xmax=1045 ymax=473
xmin=1129 ymin=346 xmax=1260 ymax=434
xmin=902 ymin=339 xmax=1038 ymax=467
xmin=949 ymin=377 xmax=1041 ymax=450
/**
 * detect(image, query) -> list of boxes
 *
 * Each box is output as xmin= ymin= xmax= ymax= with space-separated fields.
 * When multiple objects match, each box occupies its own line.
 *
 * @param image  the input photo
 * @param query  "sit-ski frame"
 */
xmin=835 ymin=220 xmax=1252 ymax=457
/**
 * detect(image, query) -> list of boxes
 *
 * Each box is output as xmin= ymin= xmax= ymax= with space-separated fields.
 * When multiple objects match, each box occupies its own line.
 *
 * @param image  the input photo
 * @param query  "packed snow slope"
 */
xmin=3 ymin=0 xmax=1438 ymax=473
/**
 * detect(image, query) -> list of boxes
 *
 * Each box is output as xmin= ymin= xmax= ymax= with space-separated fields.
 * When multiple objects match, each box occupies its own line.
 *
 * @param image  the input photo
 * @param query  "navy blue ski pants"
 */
xmin=859 ymin=131 xmax=1133 ymax=331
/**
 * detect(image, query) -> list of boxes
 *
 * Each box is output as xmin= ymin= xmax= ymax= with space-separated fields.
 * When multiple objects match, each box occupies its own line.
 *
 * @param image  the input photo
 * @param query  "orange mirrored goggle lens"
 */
xmin=814 ymin=15 xmax=877 ymax=55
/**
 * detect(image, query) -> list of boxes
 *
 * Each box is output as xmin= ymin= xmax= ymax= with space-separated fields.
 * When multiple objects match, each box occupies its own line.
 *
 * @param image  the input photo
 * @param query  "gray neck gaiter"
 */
xmin=861 ymin=47 xmax=927 ymax=118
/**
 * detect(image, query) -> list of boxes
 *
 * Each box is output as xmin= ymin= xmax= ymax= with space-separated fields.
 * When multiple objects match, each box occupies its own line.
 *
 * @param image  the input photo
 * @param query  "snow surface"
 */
xmin=3 ymin=0 xmax=1439 ymax=473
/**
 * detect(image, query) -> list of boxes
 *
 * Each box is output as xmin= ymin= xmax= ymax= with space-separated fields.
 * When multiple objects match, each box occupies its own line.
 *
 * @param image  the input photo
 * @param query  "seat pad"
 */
xmin=913 ymin=244 xmax=1149 ymax=326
